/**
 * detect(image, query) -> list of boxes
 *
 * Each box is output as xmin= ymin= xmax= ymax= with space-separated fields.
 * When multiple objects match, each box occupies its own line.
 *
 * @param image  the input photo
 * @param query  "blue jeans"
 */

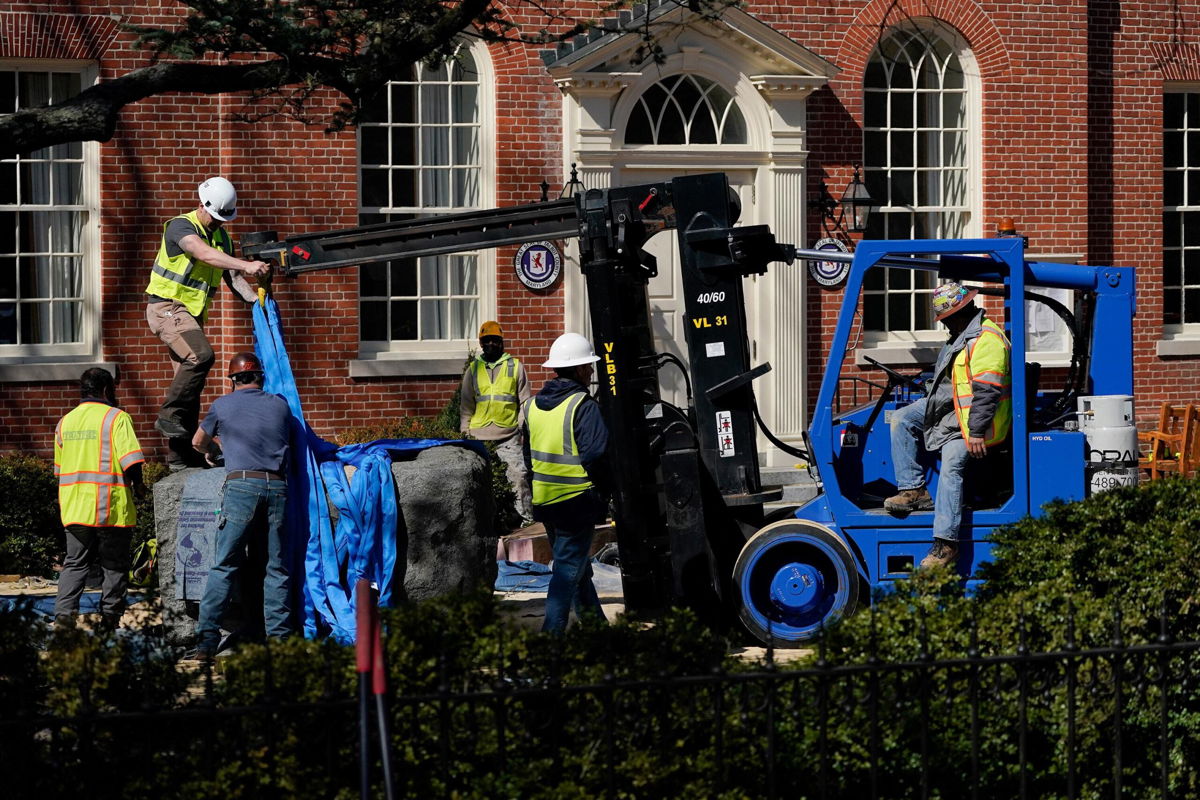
xmin=196 ymin=478 xmax=292 ymax=652
xmin=542 ymin=519 xmax=604 ymax=633
xmin=891 ymin=399 xmax=970 ymax=542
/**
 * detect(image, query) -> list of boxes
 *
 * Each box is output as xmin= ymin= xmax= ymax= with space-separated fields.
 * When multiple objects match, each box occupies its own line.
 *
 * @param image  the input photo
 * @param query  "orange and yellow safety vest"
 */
xmin=54 ymin=402 xmax=144 ymax=527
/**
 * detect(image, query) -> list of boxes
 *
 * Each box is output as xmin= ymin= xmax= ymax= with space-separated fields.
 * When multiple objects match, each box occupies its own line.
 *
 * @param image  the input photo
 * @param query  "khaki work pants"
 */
xmin=146 ymin=300 xmax=215 ymax=435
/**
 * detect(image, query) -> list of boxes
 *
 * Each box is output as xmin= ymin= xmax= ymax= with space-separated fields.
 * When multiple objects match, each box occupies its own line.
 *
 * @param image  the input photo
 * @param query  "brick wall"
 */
xmin=3 ymin=0 xmax=1198 ymax=461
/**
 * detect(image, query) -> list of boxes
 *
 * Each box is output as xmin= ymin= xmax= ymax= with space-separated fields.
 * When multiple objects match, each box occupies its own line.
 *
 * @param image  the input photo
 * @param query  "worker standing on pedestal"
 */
xmin=145 ymin=177 xmax=272 ymax=469
xmin=523 ymin=333 xmax=610 ymax=633
xmin=53 ymin=368 xmax=145 ymax=632
xmin=459 ymin=321 xmax=532 ymax=524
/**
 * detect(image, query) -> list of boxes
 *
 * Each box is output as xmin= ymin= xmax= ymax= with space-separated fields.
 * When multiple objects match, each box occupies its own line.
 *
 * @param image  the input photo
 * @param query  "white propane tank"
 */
xmin=1077 ymin=395 xmax=1139 ymax=494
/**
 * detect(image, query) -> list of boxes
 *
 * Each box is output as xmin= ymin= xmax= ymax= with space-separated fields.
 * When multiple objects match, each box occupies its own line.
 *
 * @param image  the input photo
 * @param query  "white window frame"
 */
xmin=353 ymin=40 xmax=495 ymax=371
xmin=0 ymin=59 xmax=99 ymax=366
xmin=859 ymin=20 xmax=981 ymax=352
xmin=1162 ymin=83 xmax=1200 ymax=351
xmin=623 ymin=73 xmax=748 ymax=146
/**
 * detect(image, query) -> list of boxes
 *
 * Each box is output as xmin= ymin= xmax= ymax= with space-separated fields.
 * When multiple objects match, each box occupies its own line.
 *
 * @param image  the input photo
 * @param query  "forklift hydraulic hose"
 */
xmin=973 ymin=285 xmax=1087 ymax=422
xmin=751 ymin=395 xmax=810 ymax=462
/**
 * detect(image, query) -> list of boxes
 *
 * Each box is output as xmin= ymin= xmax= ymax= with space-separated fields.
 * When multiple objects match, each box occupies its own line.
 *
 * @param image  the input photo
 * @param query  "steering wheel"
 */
xmin=861 ymin=355 xmax=923 ymax=389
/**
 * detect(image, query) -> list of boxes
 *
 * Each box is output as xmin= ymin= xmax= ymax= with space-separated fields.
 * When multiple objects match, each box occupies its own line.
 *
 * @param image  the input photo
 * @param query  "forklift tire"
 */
xmin=733 ymin=519 xmax=861 ymax=647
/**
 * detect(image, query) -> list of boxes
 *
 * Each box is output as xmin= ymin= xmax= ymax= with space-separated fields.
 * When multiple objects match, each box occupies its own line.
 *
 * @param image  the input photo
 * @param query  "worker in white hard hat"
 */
xmin=459 ymin=320 xmax=532 ymax=524
xmin=144 ymin=176 xmax=273 ymax=470
xmin=522 ymin=332 xmax=611 ymax=632
xmin=884 ymin=282 xmax=1012 ymax=570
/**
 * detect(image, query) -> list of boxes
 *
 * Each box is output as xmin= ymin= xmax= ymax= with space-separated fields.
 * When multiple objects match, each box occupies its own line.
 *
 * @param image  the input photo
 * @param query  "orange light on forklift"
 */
xmin=997 ymin=216 xmax=1017 ymax=236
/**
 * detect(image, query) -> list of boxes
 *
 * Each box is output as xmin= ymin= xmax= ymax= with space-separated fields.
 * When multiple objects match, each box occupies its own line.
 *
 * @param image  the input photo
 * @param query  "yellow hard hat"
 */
xmin=478 ymin=321 xmax=503 ymax=338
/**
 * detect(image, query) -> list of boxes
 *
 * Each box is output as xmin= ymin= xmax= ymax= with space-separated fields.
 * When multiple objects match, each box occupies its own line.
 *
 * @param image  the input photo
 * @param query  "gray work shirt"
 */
xmin=200 ymin=388 xmax=292 ymax=474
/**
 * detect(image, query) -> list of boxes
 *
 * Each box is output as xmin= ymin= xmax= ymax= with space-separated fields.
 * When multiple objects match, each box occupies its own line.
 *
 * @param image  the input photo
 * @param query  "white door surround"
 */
xmin=549 ymin=8 xmax=836 ymax=463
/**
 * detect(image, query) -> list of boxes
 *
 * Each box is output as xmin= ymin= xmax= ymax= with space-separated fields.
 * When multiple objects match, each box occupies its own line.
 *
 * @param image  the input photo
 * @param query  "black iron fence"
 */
xmin=4 ymin=610 xmax=1200 ymax=799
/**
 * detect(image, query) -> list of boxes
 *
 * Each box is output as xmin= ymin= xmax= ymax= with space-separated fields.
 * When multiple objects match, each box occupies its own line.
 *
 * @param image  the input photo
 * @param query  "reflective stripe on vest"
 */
xmin=144 ymin=210 xmax=231 ymax=320
xmin=55 ymin=402 xmax=144 ymax=527
xmin=467 ymin=355 xmax=520 ymax=429
xmin=952 ymin=319 xmax=1012 ymax=447
xmin=528 ymin=392 xmax=592 ymax=506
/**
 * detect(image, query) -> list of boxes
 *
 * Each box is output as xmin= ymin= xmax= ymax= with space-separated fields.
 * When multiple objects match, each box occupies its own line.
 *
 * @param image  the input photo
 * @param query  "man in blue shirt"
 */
xmin=191 ymin=351 xmax=293 ymax=660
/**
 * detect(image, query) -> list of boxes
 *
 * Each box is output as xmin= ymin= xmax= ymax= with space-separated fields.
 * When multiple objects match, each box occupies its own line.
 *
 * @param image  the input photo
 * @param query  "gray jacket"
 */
xmin=922 ymin=309 xmax=1000 ymax=452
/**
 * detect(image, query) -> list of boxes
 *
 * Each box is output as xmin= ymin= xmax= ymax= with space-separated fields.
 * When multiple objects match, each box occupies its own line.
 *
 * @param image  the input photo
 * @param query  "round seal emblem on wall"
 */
xmin=808 ymin=237 xmax=852 ymax=288
xmin=514 ymin=241 xmax=562 ymax=291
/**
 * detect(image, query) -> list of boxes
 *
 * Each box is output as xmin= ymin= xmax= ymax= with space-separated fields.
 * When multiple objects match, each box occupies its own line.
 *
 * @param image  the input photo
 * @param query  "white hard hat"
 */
xmin=543 ymin=332 xmax=600 ymax=368
xmin=198 ymin=177 xmax=238 ymax=221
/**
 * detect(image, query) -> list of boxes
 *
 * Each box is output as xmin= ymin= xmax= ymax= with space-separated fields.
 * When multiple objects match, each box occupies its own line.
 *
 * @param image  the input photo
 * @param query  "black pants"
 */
xmin=54 ymin=525 xmax=132 ymax=620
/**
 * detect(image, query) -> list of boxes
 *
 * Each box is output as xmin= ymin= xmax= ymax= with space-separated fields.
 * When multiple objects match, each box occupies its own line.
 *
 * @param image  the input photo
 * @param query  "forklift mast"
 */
xmin=243 ymin=173 xmax=797 ymax=616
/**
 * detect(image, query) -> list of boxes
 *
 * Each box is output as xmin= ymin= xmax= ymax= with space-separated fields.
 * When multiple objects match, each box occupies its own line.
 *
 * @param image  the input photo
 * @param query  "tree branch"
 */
xmin=0 ymin=59 xmax=295 ymax=154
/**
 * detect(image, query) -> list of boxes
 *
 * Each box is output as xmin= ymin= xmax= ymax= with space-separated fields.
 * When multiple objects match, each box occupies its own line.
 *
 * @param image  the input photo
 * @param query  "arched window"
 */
xmin=862 ymin=25 xmax=971 ymax=332
xmin=358 ymin=42 xmax=486 ymax=347
xmin=625 ymin=74 xmax=747 ymax=145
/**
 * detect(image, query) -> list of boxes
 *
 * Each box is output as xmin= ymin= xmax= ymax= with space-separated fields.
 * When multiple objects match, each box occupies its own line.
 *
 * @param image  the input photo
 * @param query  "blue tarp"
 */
xmin=494 ymin=560 xmax=624 ymax=594
xmin=251 ymin=296 xmax=486 ymax=644
xmin=0 ymin=592 xmax=147 ymax=619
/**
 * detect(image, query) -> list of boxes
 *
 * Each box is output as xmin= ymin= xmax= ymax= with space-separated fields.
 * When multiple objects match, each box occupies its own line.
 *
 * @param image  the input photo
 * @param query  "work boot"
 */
xmin=155 ymin=416 xmax=191 ymax=439
xmin=919 ymin=539 xmax=959 ymax=570
xmin=884 ymin=487 xmax=934 ymax=513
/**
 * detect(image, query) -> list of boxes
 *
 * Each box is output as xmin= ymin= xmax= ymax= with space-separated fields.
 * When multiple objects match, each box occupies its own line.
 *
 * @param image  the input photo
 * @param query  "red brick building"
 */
xmin=1 ymin=0 xmax=1197 ymax=465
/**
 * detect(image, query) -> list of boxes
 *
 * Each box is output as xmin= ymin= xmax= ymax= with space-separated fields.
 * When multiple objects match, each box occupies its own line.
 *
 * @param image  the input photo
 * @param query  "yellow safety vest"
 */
xmin=54 ymin=402 xmax=144 ymax=527
xmin=952 ymin=318 xmax=1012 ymax=447
xmin=528 ymin=392 xmax=593 ymax=506
xmin=467 ymin=355 xmax=521 ymax=430
xmin=144 ymin=210 xmax=231 ymax=321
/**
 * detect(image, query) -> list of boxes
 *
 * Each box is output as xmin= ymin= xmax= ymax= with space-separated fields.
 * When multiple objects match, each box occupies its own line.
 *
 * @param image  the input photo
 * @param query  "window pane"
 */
xmin=419 ymin=298 xmax=446 ymax=338
xmin=390 ymin=259 xmax=417 ymax=296
xmin=1166 ymin=92 xmax=1185 ymax=129
xmin=890 ymin=93 xmax=914 ymax=128
xmin=361 ymin=168 xmax=389 ymax=208
xmin=0 ymin=302 xmax=14 ymax=343
xmin=360 ymin=300 xmax=388 ymax=340
xmin=56 ymin=300 xmax=81 ymax=343
xmin=451 ymin=83 xmax=478 ymax=124
xmin=450 ymin=298 xmax=476 ymax=340
xmin=451 ymin=255 xmax=477 ymax=294
xmin=421 ymin=127 xmax=449 ymax=167
xmin=390 ymin=300 xmax=418 ymax=339
xmin=360 ymin=263 xmax=388 ymax=296
xmin=393 ymin=169 xmax=417 ymax=207
xmin=360 ymin=127 xmax=388 ymax=165
xmin=625 ymin=103 xmax=653 ymax=144
xmin=863 ymin=294 xmax=884 ymax=329
xmin=390 ymin=83 xmax=416 ymax=123
xmin=452 ymin=127 xmax=477 ymax=165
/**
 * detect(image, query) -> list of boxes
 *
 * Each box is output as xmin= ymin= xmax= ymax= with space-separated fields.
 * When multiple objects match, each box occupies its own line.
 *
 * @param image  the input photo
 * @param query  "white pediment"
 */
xmin=546 ymin=4 xmax=837 ymax=87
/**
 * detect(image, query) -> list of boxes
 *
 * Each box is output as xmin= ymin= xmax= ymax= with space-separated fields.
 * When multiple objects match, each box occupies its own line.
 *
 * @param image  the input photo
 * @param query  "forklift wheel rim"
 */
xmin=734 ymin=519 xmax=860 ymax=643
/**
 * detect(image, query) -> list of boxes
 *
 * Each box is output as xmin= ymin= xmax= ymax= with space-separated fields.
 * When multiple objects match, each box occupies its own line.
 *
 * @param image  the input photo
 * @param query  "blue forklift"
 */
xmin=734 ymin=236 xmax=1136 ymax=644
xmin=244 ymin=172 xmax=1136 ymax=646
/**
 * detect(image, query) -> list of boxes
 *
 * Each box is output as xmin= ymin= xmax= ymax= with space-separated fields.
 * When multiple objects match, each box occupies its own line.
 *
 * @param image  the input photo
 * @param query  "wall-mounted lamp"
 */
xmin=809 ymin=163 xmax=877 ymax=235
xmin=539 ymin=163 xmax=588 ymax=202
xmin=560 ymin=163 xmax=587 ymax=199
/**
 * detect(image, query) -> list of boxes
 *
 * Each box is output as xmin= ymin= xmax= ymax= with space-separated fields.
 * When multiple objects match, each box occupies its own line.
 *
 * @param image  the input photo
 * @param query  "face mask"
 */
xmin=480 ymin=340 xmax=503 ymax=362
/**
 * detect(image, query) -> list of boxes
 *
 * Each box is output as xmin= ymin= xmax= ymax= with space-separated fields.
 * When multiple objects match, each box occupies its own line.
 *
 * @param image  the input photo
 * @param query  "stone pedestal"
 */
xmin=154 ymin=443 xmax=495 ymax=646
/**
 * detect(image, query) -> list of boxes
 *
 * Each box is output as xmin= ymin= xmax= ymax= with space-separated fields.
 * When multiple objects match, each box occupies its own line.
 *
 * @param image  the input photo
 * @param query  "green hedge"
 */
xmin=0 ymin=453 xmax=167 ymax=578
xmin=0 ymin=453 xmax=61 ymax=575
xmin=6 ymin=476 xmax=1200 ymax=797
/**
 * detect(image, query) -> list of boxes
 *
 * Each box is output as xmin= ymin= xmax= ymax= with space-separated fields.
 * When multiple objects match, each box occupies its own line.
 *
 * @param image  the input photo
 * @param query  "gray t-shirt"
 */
xmin=165 ymin=216 xmax=213 ymax=258
xmin=200 ymin=387 xmax=292 ymax=474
